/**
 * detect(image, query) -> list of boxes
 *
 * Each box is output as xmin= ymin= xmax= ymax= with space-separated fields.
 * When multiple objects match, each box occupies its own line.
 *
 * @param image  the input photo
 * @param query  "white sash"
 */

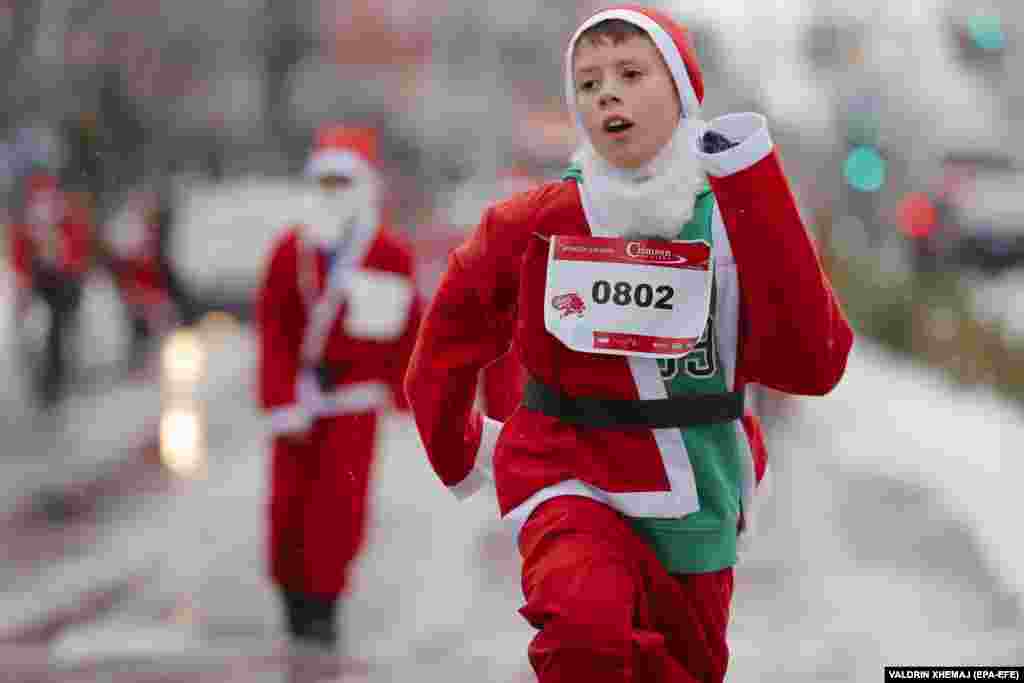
xmin=298 ymin=210 xmax=379 ymax=365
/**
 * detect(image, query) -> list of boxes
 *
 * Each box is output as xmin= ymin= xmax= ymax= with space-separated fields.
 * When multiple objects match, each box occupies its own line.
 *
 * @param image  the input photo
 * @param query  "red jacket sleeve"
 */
xmin=700 ymin=114 xmax=853 ymax=396
xmin=256 ymin=233 xmax=309 ymax=435
xmin=403 ymin=201 xmax=527 ymax=493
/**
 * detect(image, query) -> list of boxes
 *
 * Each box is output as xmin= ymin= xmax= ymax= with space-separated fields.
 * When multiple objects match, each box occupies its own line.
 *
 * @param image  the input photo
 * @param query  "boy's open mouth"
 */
xmin=603 ymin=116 xmax=634 ymax=134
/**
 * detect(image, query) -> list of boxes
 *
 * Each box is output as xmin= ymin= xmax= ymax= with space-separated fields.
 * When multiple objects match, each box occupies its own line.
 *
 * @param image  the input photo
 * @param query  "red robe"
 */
xmin=106 ymin=192 xmax=171 ymax=327
xmin=413 ymin=221 xmax=525 ymax=421
xmin=10 ymin=184 xmax=91 ymax=288
xmin=405 ymin=114 xmax=853 ymax=543
xmin=257 ymin=220 xmax=421 ymax=598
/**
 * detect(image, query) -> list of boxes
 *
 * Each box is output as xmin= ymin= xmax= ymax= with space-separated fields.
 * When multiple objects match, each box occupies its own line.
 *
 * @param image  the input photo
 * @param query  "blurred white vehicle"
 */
xmin=172 ymin=176 xmax=311 ymax=318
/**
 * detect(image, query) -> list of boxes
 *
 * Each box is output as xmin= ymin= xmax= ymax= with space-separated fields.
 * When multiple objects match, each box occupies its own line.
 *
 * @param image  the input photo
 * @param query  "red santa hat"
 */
xmin=304 ymin=124 xmax=380 ymax=181
xmin=564 ymin=5 xmax=704 ymax=133
xmin=25 ymin=170 xmax=59 ymax=197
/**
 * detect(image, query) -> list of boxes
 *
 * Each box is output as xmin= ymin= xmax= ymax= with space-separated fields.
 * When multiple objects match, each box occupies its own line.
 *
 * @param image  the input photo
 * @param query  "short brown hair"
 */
xmin=575 ymin=18 xmax=650 ymax=50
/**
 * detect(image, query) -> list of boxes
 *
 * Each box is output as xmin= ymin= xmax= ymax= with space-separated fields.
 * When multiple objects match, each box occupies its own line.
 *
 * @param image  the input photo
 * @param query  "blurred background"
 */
xmin=0 ymin=0 xmax=1022 ymax=680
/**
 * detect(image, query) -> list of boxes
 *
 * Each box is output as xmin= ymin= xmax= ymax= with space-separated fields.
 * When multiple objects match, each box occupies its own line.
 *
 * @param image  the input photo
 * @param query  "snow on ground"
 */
xmin=31 ymin=327 xmax=536 ymax=680
xmin=0 ymin=269 xmax=156 ymax=494
xmin=728 ymin=339 xmax=1024 ymax=680
xmin=815 ymin=338 xmax=1024 ymax=599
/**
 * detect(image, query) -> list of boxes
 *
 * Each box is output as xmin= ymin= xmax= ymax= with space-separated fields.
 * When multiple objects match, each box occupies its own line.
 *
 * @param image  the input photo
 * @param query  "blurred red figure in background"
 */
xmin=256 ymin=124 xmax=422 ymax=648
xmin=104 ymin=189 xmax=183 ymax=361
xmin=10 ymin=170 xmax=93 ymax=408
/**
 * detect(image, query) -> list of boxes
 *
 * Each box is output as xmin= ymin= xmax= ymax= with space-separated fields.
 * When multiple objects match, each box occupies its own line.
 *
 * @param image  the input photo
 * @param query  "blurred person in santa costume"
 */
xmin=102 ymin=181 xmax=198 ymax=368
xmin=9 ymin=169 xmax=93 ymax=409
xmin=405 ymin=5 xmax=853 ymax=681
xmin=256 ymin=124 xmax=422 ymax=649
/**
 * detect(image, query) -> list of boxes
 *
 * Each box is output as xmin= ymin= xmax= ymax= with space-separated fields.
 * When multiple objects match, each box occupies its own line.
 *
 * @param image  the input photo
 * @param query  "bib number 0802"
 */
xmin=591 ymin=280 xmax=674 ymax=310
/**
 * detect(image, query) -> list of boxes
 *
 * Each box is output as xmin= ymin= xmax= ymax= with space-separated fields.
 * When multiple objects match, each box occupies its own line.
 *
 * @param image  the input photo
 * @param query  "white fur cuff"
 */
xmin=695 ymin=112 xmax=774 ymax=178
xmin=477 ymin=417 xmax=503 ymax=478
xmin=448 ymin=416 xmax=503 ymax=501
xmin=449 ymin=467 xmax=490 ymax=501
xmin=266 ymin=403 xmax=312 ymax=436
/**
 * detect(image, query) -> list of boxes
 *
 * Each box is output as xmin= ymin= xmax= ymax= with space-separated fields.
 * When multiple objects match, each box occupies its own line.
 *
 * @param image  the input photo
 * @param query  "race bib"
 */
xmin=543 ymin=235 xmax=712 ymax=359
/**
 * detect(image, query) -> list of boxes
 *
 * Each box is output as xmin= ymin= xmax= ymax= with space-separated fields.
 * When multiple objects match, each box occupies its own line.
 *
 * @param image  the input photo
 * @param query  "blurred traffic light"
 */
xmin=966 ymin=13 xmax=1006 ymax=52
xmin=953 ymin=12 xmax=1006 ymax=67
xmin=896 ymin=192 xmax=938 ymax=238
xmin=844 ymin=105 xmax=881 ymax=147
xmin=843 ymin=146 xmax=887 ymax=193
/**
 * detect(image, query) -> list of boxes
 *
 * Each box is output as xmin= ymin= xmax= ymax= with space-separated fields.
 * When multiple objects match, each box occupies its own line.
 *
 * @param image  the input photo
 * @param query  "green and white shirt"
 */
xmin=629 ymin=187 xmax=744 ymax=574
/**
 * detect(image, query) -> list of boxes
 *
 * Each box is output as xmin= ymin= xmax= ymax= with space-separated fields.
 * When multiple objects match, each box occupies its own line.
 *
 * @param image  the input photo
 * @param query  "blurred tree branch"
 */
xmin=264 ymin=0 xmax=314 ymax=171
xmin=1 ymin=0 xmax=44 ymax=122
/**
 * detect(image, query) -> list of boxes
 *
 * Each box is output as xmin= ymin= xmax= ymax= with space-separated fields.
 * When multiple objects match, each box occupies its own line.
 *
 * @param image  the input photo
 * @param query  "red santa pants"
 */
xmin=267 ymin=412 xmax=378 ymax=599
xmin=518 ymin=496 xmax=733 ymax=683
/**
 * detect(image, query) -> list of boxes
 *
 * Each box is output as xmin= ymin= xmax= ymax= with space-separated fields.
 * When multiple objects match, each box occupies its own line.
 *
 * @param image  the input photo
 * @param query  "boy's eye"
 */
xmin=579 ymin=80 xmax=598 ymax=92
xmin=623 ymin=69 xmax=642 ymax=80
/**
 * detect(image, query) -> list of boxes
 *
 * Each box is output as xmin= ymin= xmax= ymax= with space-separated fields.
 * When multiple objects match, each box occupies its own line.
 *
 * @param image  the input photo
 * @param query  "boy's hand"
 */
xmin=700 ymin=129 xmax=738 ymax=154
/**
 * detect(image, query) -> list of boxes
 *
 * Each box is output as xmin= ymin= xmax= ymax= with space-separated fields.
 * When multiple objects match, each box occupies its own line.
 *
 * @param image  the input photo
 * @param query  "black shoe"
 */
xmin=281 ymin=591 xmax=307 ymax=638
xmin=301 ymin=613 xmax=338 ymax=647
xmin=281 ymin=591 xmax=339 ymax=648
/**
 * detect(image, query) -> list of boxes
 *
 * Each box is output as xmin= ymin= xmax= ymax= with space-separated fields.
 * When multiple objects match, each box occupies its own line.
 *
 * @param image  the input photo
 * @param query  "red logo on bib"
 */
xmin=551 ymin=292 xmax=586 ymax=319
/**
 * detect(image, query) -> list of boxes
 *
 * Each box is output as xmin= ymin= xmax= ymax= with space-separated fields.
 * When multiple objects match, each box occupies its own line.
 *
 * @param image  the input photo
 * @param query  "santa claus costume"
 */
xmin=257 ymin=124 xmax=421 ymax=647
xmin=414 ymin=167 xmax=541 ymax=421
xmin=405 ymin=6 xmax=853 ymax=682
xmin=10 ymin=170 xmax=93 ymax=407
xmin=104 ymin=188 xmax=188 ymax=363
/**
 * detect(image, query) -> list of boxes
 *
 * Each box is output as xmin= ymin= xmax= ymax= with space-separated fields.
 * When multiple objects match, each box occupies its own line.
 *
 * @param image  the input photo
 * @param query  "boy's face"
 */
xmin=573 ymin=33 xmax=681 ymax=170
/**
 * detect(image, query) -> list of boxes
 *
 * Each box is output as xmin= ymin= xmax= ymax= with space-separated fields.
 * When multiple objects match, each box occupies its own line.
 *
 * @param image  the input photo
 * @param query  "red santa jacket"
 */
xmin=257 ymin=221 xmax=421 ymax=436
xmin=10 ymin=174 xmax=92 ymax=288
xmin=405 ymin=113 xmax=854 ymax=537
xmin=105 ymin=191 xmax=167 ymax=310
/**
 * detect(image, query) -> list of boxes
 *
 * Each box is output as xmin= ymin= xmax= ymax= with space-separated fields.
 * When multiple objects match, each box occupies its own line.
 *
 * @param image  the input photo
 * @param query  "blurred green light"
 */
xmin=967 ymin=13 xmax=1006 ymax=51
xmin=843 ymin=146 xmax=887 ymax=192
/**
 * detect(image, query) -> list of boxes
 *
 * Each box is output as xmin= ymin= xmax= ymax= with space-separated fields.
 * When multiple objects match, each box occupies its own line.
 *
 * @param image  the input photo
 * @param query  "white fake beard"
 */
xmin=578 ymin=119 xmax=708 ymax=240
xmin=301 ymin=182 xmax=376 ymax=248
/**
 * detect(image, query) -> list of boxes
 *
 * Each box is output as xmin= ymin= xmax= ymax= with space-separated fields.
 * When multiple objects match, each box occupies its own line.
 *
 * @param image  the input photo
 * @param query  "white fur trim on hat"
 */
xmin=564 ymin=7 xmax=702 ymax=139
xmin=305 ymin=149 xmax=375 ymax=180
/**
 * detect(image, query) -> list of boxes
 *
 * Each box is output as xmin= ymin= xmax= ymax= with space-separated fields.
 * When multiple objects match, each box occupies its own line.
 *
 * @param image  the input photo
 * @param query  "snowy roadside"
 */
xmin=0 ymin=270 xmax=156 ymax=497
xmin=728 ymin=338 xmax=1024 ymax=680
xmin=0 ymin=314 xmax=254 ymax=648
xmin=819 ymin=339 xmax=1024 ymax=600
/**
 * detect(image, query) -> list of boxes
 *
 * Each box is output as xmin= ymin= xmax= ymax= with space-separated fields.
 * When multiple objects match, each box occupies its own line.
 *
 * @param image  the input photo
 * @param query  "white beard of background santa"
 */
xmin=299 ymin=177 xmax=378 ymax=250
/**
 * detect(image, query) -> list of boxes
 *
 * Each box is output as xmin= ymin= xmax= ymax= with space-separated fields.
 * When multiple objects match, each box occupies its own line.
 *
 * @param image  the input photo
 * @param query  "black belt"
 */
xmin=523 ymin=375 xmax=743 ymax=429
xmin=310 ymin=362 xmax=350 ymax=392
